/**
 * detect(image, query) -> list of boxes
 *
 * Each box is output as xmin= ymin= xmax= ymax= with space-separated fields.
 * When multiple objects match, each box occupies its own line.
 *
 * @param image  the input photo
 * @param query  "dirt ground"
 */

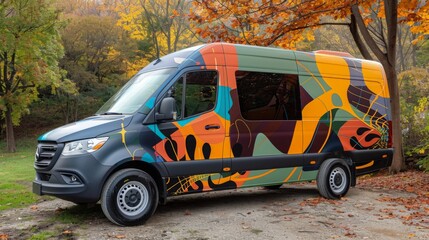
xmin=1 ymin=184 xmax=428 ymax=240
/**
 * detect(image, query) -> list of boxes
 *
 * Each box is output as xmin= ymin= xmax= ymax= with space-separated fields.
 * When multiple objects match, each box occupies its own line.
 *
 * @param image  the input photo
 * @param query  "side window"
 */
xmin=167 ymin=71 xmax=217 ymax=120
xmin=236 ymin=71 xmax=302 ymax=120
xmin=170 ymin=77 xmax=184 ymax=120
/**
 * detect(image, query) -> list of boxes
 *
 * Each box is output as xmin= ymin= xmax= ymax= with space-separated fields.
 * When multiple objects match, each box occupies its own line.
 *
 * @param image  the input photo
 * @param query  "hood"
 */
xmin=38 ymin=115 xmax=133 ymax=143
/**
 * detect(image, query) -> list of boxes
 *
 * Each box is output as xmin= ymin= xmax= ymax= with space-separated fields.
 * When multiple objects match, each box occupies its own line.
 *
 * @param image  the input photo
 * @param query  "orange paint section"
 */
xmin=361 ymin=61 xmax=390 ymax=98
xmin=337 ymin=119 xmax=381 ymax=151
xmin=356 ymin=160 xmax=375 ymax=170
xmin=199 ymin=43 xmax=226 ymax=67
xmin=222 ymin=43 xmax=239 ymax=90
xmin=288 ymin=121 xmax=303 ymax=154
xmin=230 ymin=170 xmax=275 ymax=185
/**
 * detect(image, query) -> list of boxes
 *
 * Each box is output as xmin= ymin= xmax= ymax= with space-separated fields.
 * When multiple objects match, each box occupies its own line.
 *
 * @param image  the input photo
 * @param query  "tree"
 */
xmin=399 ymin=68 xmax=429 ymax=170
xmin=0 ymin=0 xmax=74 ymax=152
xmin=190 ymin=0 xmax=429 ymax=172
xmin=59 ymin=14 xmax=129 ymax=123
xmin=115 ymin=0 xmax=199 ymax=60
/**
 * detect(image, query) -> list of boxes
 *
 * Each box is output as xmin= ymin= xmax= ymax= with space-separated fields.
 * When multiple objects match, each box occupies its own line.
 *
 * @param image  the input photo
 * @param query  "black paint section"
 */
xmin=202 ymin=143 xmax=211 ymax=159
xmin=186 ymin=135 xmax=197 ymax=160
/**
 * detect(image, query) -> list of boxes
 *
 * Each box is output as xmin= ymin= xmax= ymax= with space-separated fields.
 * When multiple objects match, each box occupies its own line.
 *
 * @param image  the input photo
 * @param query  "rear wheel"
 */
xmin=317 ymin=159 xmax=351 ymax=199
xmin=101 ymin=169 xmax=159 ymax=226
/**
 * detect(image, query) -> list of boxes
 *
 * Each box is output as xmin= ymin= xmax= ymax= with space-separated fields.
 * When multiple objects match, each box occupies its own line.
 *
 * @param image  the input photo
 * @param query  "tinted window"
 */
xmin=169 ymin=71 xmax=217 ymax=120
xmin=236 ymin=71 xmax=301 ymax=120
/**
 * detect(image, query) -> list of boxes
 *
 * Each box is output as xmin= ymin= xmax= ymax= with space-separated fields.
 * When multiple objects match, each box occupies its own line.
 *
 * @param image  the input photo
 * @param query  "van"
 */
xmin=33 ymin=43 xmax=393 ymax=226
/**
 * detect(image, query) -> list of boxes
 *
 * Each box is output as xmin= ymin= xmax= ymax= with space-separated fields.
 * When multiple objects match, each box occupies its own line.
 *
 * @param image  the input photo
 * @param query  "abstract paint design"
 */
xmin=120 ymin=43 xmax=390 ymax=196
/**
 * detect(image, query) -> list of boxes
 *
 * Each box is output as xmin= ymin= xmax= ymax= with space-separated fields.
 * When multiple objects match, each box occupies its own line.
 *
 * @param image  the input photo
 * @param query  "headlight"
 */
xmin=62 ymin=137 xmax=109 ymax=156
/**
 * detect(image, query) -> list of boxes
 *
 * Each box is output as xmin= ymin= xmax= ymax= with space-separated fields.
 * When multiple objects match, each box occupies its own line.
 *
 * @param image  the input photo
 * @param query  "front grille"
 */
xmin=34 ymin=142 xmax=63 ymax=170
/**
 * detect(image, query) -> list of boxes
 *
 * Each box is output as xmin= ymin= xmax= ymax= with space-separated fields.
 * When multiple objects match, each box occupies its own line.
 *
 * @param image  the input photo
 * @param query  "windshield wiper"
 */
xmin=100 ymin=112 xmax=123 ymax=115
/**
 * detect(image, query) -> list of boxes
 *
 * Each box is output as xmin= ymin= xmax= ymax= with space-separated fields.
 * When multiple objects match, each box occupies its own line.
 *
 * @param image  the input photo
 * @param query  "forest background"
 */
xmin=1 ymin=0 xmax=428 ymax=172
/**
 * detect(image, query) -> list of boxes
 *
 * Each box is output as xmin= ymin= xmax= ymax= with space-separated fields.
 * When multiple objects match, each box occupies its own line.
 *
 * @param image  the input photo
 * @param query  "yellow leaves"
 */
xmin=304 ymin=31 xmax=315 ymax=42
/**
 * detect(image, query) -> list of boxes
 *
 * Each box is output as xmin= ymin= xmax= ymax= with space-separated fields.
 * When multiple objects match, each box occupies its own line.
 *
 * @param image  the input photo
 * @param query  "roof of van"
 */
xmin=138 ymin=43 xmax=382 ymax=75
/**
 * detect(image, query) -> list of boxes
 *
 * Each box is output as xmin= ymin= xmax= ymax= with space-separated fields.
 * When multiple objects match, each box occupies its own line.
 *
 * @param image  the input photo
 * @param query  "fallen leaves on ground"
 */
xmin=299 ymin=197 xmax=347 ymax=207
xmin=359 ymin=170 xmax=429 ymax=227
xmin=107 ymin=233 xmax=126 ymax=239
xmin=0 ymin=234 xmax=8 ymax=240
xmin=62 ymin=230 xmax=73 ymax=235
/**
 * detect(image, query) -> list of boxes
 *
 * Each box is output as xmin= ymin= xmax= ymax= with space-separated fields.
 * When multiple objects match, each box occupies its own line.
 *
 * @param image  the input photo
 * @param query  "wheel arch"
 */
xmin=101 ymin=160 xmax=167 ymax=204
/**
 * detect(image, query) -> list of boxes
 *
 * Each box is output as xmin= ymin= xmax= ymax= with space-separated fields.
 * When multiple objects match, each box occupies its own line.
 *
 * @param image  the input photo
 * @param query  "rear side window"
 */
xmin=236 ymin=71 xmax=302 ymax=120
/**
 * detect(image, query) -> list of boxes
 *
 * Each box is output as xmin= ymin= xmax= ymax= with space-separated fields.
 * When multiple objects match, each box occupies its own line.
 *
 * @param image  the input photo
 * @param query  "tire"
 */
xmin=264 ymin=184 xmax=282 ymax=190
xmin=101 ymin=169 xmax=159 ymax=226
xmin=317 ymin=159 xmax=351 ymax=199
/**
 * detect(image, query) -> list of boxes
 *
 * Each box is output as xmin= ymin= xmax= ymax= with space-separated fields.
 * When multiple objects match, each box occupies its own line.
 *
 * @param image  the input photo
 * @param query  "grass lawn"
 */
xmin=0 ymin=137 xmax=48 ymax=211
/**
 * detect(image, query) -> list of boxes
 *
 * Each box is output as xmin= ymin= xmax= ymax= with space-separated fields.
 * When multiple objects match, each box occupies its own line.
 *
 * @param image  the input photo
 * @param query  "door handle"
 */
xmin=205 ymin=124 xmax=220 ymax=130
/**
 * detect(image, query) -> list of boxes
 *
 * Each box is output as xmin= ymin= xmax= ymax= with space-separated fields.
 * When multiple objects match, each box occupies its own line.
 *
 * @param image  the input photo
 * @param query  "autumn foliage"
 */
xmin=190 ymin=0 xmax=428 ymax=48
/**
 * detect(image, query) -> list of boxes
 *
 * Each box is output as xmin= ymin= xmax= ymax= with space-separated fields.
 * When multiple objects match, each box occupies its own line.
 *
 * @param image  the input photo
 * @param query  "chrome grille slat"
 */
xmin=34 ymin=142 xmax=62 ymax=170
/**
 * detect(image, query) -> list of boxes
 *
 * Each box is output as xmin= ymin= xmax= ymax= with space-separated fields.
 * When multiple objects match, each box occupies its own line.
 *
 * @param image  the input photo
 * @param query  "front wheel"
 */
xmin=101 ymin=169 xmax=159 ymax=226
xmin=317 ymin=159 xmax=351 ymax=199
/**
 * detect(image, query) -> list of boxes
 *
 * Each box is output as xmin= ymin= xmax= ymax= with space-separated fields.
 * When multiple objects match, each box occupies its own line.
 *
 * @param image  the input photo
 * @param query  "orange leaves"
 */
xmin=107 ymin=233 xmax=126 ymax=239
xmin=190 ymin=0 xmax=429 ymax=48
xmin=359 ymin=170 xmax=429 ymax=228
xmin=189 ymin=0 xmax=363 ymax=48
xmin=299 ymin=196 xmax=347 ymax=207
xmin=0 ymin=234 xmax=8 ymax=240
xmin=398 ymin=0 xmax=429 ymax=42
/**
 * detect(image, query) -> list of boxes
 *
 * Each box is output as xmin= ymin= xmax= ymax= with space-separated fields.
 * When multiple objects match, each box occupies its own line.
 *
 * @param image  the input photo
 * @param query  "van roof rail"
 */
xmin=313 ymin=50 xmax=354 ymax=58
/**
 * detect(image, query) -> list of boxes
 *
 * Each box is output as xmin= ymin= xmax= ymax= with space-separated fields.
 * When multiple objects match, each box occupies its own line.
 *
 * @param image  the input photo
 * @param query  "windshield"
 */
xmin=96 ymin=68 xmax=175 ymax=115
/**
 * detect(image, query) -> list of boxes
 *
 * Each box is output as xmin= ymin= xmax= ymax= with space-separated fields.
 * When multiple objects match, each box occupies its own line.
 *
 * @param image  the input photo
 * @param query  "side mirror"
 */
xmin=155 ymin=97 xmax=177 ymax=121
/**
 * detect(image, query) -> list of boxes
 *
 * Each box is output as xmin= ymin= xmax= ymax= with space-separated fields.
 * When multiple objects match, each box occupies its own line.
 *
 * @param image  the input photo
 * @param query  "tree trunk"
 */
xmin=5 ymin=104 xmax=16 ymax=152
xmin=385 ymin=67 xmax=405 ymax=173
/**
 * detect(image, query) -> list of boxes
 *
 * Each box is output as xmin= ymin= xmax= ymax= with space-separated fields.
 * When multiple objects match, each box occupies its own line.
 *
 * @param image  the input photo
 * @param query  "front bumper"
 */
xmin=33 ymin=153 xmax=111 ymax=203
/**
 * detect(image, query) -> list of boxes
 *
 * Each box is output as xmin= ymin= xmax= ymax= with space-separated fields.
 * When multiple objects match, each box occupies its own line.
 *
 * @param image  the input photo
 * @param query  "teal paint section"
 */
xmin=235 ymin=45 xmax=298 ymax=74
xmin=299 ymin=170 xmax=318 ymax=181
xmin=214 ymin=86 xmax=233 ymax=121
xmin=299 ymin=75 xmax=327 ymax=100
xmin=239 ymin=167 xmax=311 ymax=188
xmin=332 ymin=93 xmax=343 ymax=107
xmin=145 ymin=97 xmax=155 ymax=109
xmin=142 ymin=152 xmax=155 ymax=163
xmin=253 ymin=133 xmax=283 ymax=156
xmin=38 ymin=130 xmax=54 ymax=141
xmin=147 ymin=124 xmax=166 ymax=139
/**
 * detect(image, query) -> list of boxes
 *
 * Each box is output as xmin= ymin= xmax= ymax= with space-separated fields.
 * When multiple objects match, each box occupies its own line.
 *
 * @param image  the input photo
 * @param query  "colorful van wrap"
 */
xmin=138 ymin=44 xmax=391 ymax=195
xmin=33 ymin=43 xmax=393 ymax=226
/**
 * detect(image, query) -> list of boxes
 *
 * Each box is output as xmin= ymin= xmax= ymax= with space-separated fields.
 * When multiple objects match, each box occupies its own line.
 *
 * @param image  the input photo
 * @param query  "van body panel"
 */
xmin=34 ymin=43 xmax=393 ymax=207
xmin=38 ymin=115 xmax=133 ymax=142
xmin=234 ymin=45 xmax=298 ymax=74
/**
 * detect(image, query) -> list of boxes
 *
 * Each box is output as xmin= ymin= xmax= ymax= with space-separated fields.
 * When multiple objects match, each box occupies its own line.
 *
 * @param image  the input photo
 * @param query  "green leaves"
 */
xmin=0 ymin=0 xmax=74 ymax=151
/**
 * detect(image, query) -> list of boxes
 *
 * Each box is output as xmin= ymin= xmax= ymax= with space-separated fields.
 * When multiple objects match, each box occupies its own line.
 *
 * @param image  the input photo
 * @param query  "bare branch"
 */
xmin=351 ymin=4 xmax=387 ymax=65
